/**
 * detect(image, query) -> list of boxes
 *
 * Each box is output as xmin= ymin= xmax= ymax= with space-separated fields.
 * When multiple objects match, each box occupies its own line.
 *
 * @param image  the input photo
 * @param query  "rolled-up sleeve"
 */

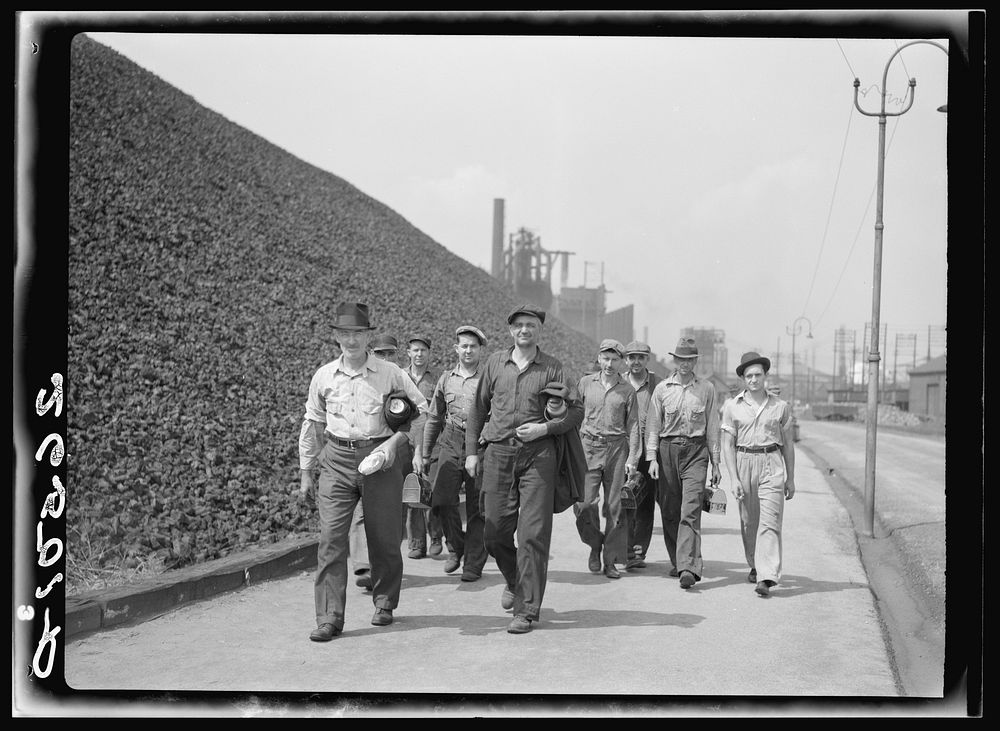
xmin=299 ymin=370 xmax=326 ymax=470
xmin=645 ymin=385 xmax=663 ymax=461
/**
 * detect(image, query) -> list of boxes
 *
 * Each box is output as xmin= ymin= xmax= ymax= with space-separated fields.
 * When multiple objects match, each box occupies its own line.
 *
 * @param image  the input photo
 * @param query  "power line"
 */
xmin=813 ymin=117 xmax=902 ymax=330
xmin=801 ymin=101 xmax=855 ymax=316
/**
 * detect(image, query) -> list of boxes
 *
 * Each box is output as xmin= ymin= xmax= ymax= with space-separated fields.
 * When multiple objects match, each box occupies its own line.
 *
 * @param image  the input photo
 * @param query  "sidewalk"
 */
xmin=55 ymin=447 xmax=912 ymax=710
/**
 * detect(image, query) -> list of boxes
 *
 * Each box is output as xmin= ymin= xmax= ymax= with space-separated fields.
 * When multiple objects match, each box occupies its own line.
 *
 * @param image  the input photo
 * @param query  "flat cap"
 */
xmin=599 ymin=338 xmax=625 ymax=357
xmin=455 ymin=325 xmax=488 ymax=346
xmin=539 ymin=381 xmax=569 ymax=400
xmin=624 ymin=340 xmax=651 ymax=356
xmin=370 ymin=334 xmax=399 ymax=352
xmin=407 ymin=334 xmax=432 ymax=349
xmin=506 ymin=303 xmax=546 ymax=325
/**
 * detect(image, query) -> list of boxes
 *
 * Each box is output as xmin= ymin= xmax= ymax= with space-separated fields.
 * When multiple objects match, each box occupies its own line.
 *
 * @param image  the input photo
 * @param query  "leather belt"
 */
xmin=661 ymin=435 xmax=705 ymax=443
xmin=737 ymin=444 xmax=780 ymax=454
xmin=325 ymin=433 xmax=390 ymax=450
xmin=491 ymin=437 xmax=523 ymax=447
xmin=582 ymin=433 xmax=625 ymax=443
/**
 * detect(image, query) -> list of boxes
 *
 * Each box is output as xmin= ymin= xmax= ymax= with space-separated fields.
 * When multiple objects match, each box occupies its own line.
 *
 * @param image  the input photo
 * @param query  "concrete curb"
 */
xmin=65 ymin=534 xmax=319 ymax=639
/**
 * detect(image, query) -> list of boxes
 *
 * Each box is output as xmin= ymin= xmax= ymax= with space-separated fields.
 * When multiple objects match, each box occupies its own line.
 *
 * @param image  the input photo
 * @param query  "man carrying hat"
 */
xmin=646 ymin=337 xmax=722 ymax=589
xmin=422 ymin=325 xmax=491 ymax=581
xmin=622 ymin=340 xmax=663 ymax=570
xmin=465 ymin=303 xmax=584 ymax=634
xmin=721 ymin=352 xmax=796 ymax=598
xmin=573 ymin=338 xmax=642 ymax=579
xmin=401 ymin=333 xmax=447 ymax=560
xmin=298 ymin=303 xmax=428 ymax=641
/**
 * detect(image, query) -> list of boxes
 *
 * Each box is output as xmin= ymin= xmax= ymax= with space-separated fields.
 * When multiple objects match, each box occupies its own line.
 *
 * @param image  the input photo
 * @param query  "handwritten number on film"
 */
xmin=26 ymin=373 xmax=65 ymax=678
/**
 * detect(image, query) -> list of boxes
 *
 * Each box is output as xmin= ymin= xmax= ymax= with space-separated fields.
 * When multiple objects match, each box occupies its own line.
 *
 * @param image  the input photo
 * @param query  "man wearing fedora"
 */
xmin=721 ymin=352 xmax=796 ymax=598
xmin=646 ymin=337 xmax=722 ymax=589
xmin=422 ymin=325 xmax=491 ymax=581
xmin=298 ymin=302 xmax=428 ymax=641
xmin=401 ymin=334 xmax=447 ymax=560
xmin=622 ymin=340 xmax=662 ymax=570
xmin=573 ymin=338 xmax=642 ymax=579
xmin=342 ymin=332 xmax=402 ymax=593
xmin=464 ymin=303 xmax=584 ymax=634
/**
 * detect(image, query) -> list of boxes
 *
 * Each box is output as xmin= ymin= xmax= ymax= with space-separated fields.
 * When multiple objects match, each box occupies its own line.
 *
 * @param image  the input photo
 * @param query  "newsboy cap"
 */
xmin=507 ymin=303 xmax=546 ymax=325
xmin=669 ymin=337 xmax=699 ymax=359
xmin=624 ymin=341 xmax=651 ymax=356
xmin=332 ymin=302 xmax=375 ymax=331
xmin=370 ymin=333 xmax=399 ymax=352
xmin=455 ymin=325 xmax=488 ymax=346
xmin=736 ymin=351 xmax=772 ymax=377
xmin=599 ymin=338 xmax=625 ymax=358
xmin=408 ymin=334 xmax=432 ymax=349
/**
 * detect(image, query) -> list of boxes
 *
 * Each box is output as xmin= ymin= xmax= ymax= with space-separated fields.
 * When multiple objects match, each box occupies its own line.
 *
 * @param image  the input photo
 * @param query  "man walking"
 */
xmin=573 ymin=338 xmax=641 ymax=579
xmin=622 ymin=340 xmax=662 ymax=570
xmin=401 ymin=334 xmax=447 ymax=559
xmin=646 ymin=337 xmax=721 ymax=589
xmin=422 ymin=325 xmax=491 ymax=581
xmin=721 ymin=352 xmax=796 ymax=598
xmin=298 ymin=303 xmax=427 ymax=641
xmin=465 ymin=304 xmax=584 ymax=634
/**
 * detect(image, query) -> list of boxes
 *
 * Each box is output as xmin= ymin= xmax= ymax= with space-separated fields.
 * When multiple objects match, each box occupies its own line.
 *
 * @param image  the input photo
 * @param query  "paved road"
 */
xmin=55 ymin=445 xmax=921 ymax=715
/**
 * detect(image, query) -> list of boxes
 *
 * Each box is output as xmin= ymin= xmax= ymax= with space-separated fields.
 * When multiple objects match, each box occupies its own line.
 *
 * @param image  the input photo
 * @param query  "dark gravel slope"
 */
xmin=67 ymin=35 xmax=598 ymax=584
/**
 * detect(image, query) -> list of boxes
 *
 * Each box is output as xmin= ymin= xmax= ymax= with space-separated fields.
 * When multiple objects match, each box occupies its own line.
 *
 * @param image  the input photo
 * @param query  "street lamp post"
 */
xmin=852 ymin=39 xmax=948 ymax=538
xmin=786 ymin=316 xmax=813 ymax=412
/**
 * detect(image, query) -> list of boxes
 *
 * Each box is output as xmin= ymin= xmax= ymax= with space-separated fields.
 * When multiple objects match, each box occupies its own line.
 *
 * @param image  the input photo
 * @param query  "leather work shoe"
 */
xmin=460 ymin=570 xmax=482 ymax=582
xmin=626 ymin=557 xmax=647 ymax=570
xmin=679 ymin=570 xmax=697 ymax=589
xmin=355 ymin=572 xmax=373 ymax=590
xmin=501 ymin=587 xmax=516 ymax=611
xmin=604 ymin=563 xmax=622 ymax=579
xmin=407 ymin=548 xmax=426 ymax=559
xmin=588 ymin=547 xmax=602 ymax=573
xmin=309 ymin=623 xmax=341 ymax=642
xmin=371 ymin=608 xmax=394 ymax=626
xmin=755 ymin=581 xmax=770 ymax=597
xmin=443 ymin=553 xmax=461 ymax=574
xmin=669 ymin=566 xmax=679 ymax=578
xmin=429 ymin=539 xmax=443 ymax=556
xmin=507 ymin=615 xmax=533 ymax=634
xmin=748 ymin=568 xmax=758 ymax=583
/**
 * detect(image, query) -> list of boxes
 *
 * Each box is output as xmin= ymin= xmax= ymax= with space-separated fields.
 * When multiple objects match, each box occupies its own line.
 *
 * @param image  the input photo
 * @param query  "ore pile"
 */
xmin=67 ymin=35 xmax=599 ymax=578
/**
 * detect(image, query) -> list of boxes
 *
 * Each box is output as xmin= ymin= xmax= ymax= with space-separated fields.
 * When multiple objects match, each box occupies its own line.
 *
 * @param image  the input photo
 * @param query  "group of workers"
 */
xmin=297 ymin=301 xmax=796 ymax=641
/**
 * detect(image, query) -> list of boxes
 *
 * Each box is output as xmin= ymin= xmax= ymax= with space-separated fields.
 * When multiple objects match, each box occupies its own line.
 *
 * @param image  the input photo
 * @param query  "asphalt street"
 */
xmin=53 ymin=440 xmax=947 ymax=716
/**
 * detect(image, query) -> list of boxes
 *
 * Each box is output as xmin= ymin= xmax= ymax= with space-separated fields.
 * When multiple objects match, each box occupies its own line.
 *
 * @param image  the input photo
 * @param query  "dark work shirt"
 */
xmin=465 ymin=346 xmax=583 ymax=455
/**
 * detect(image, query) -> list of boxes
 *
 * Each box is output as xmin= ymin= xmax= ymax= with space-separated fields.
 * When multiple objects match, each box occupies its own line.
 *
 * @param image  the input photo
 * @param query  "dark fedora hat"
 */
xmin=669 ymin=337 xmax=699 ymax=359
xmin=736 ymin=351 xmax=772 ymax=377
xmin=507 ymin=303 xmax=546 ymax=325
xmin=333 ymin=302 xmax=375 ymax=331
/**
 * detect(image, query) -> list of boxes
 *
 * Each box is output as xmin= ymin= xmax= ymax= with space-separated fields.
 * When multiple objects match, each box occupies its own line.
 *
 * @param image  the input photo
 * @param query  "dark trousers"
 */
xmin=656 ymin=437 xmax=709 ymax=579
xmin=314 ymin=440 xmax=404 ymax=628
xmin=627 ymin=456 xmax=659 ymax=560
xmin=481 ymin=437 xmax=557 ymax=621
xmin=573 ymin=435 xmax=630 ymax=565
xmin=400 ymin=440 xmax=445 ymax=550
xmin=428 ymin=424 xmax=487 ymax=575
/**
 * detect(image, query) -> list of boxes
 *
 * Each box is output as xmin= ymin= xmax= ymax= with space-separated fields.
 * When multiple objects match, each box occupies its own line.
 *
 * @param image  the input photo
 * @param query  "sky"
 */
xmin=78 ymin=12 xmax=957 ymax=379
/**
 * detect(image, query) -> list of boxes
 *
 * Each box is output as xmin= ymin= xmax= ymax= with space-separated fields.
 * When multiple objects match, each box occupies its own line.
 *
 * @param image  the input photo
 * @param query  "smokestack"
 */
xmin=492 ymin=199 xmax=505 ymax=278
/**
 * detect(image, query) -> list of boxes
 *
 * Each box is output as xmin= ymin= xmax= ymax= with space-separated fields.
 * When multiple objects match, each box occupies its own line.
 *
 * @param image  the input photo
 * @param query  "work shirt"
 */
xmin=405 ymin=366 xmax=439 ymax=454
xmin=465 ymin=346 xmax=583 ymax=455
xmin=577 ymin=372 xmax=641 ymax=463
xmin=627 ymin=369 xmax=661 ymax=445
xmin=644 ymin=372 xmax=721 ymax=462
xmin=298 ymin=354 xmax=428 ymax=471
xmin=422 ymin=363 xmax=484 ymax=456
xmin=720 ymin=389 xmax=792 ymax=448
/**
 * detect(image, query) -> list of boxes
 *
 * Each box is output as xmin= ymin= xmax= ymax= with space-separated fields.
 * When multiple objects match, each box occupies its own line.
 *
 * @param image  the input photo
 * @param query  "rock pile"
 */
xmin=66 ymin=36 xmax=599 ymax=580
